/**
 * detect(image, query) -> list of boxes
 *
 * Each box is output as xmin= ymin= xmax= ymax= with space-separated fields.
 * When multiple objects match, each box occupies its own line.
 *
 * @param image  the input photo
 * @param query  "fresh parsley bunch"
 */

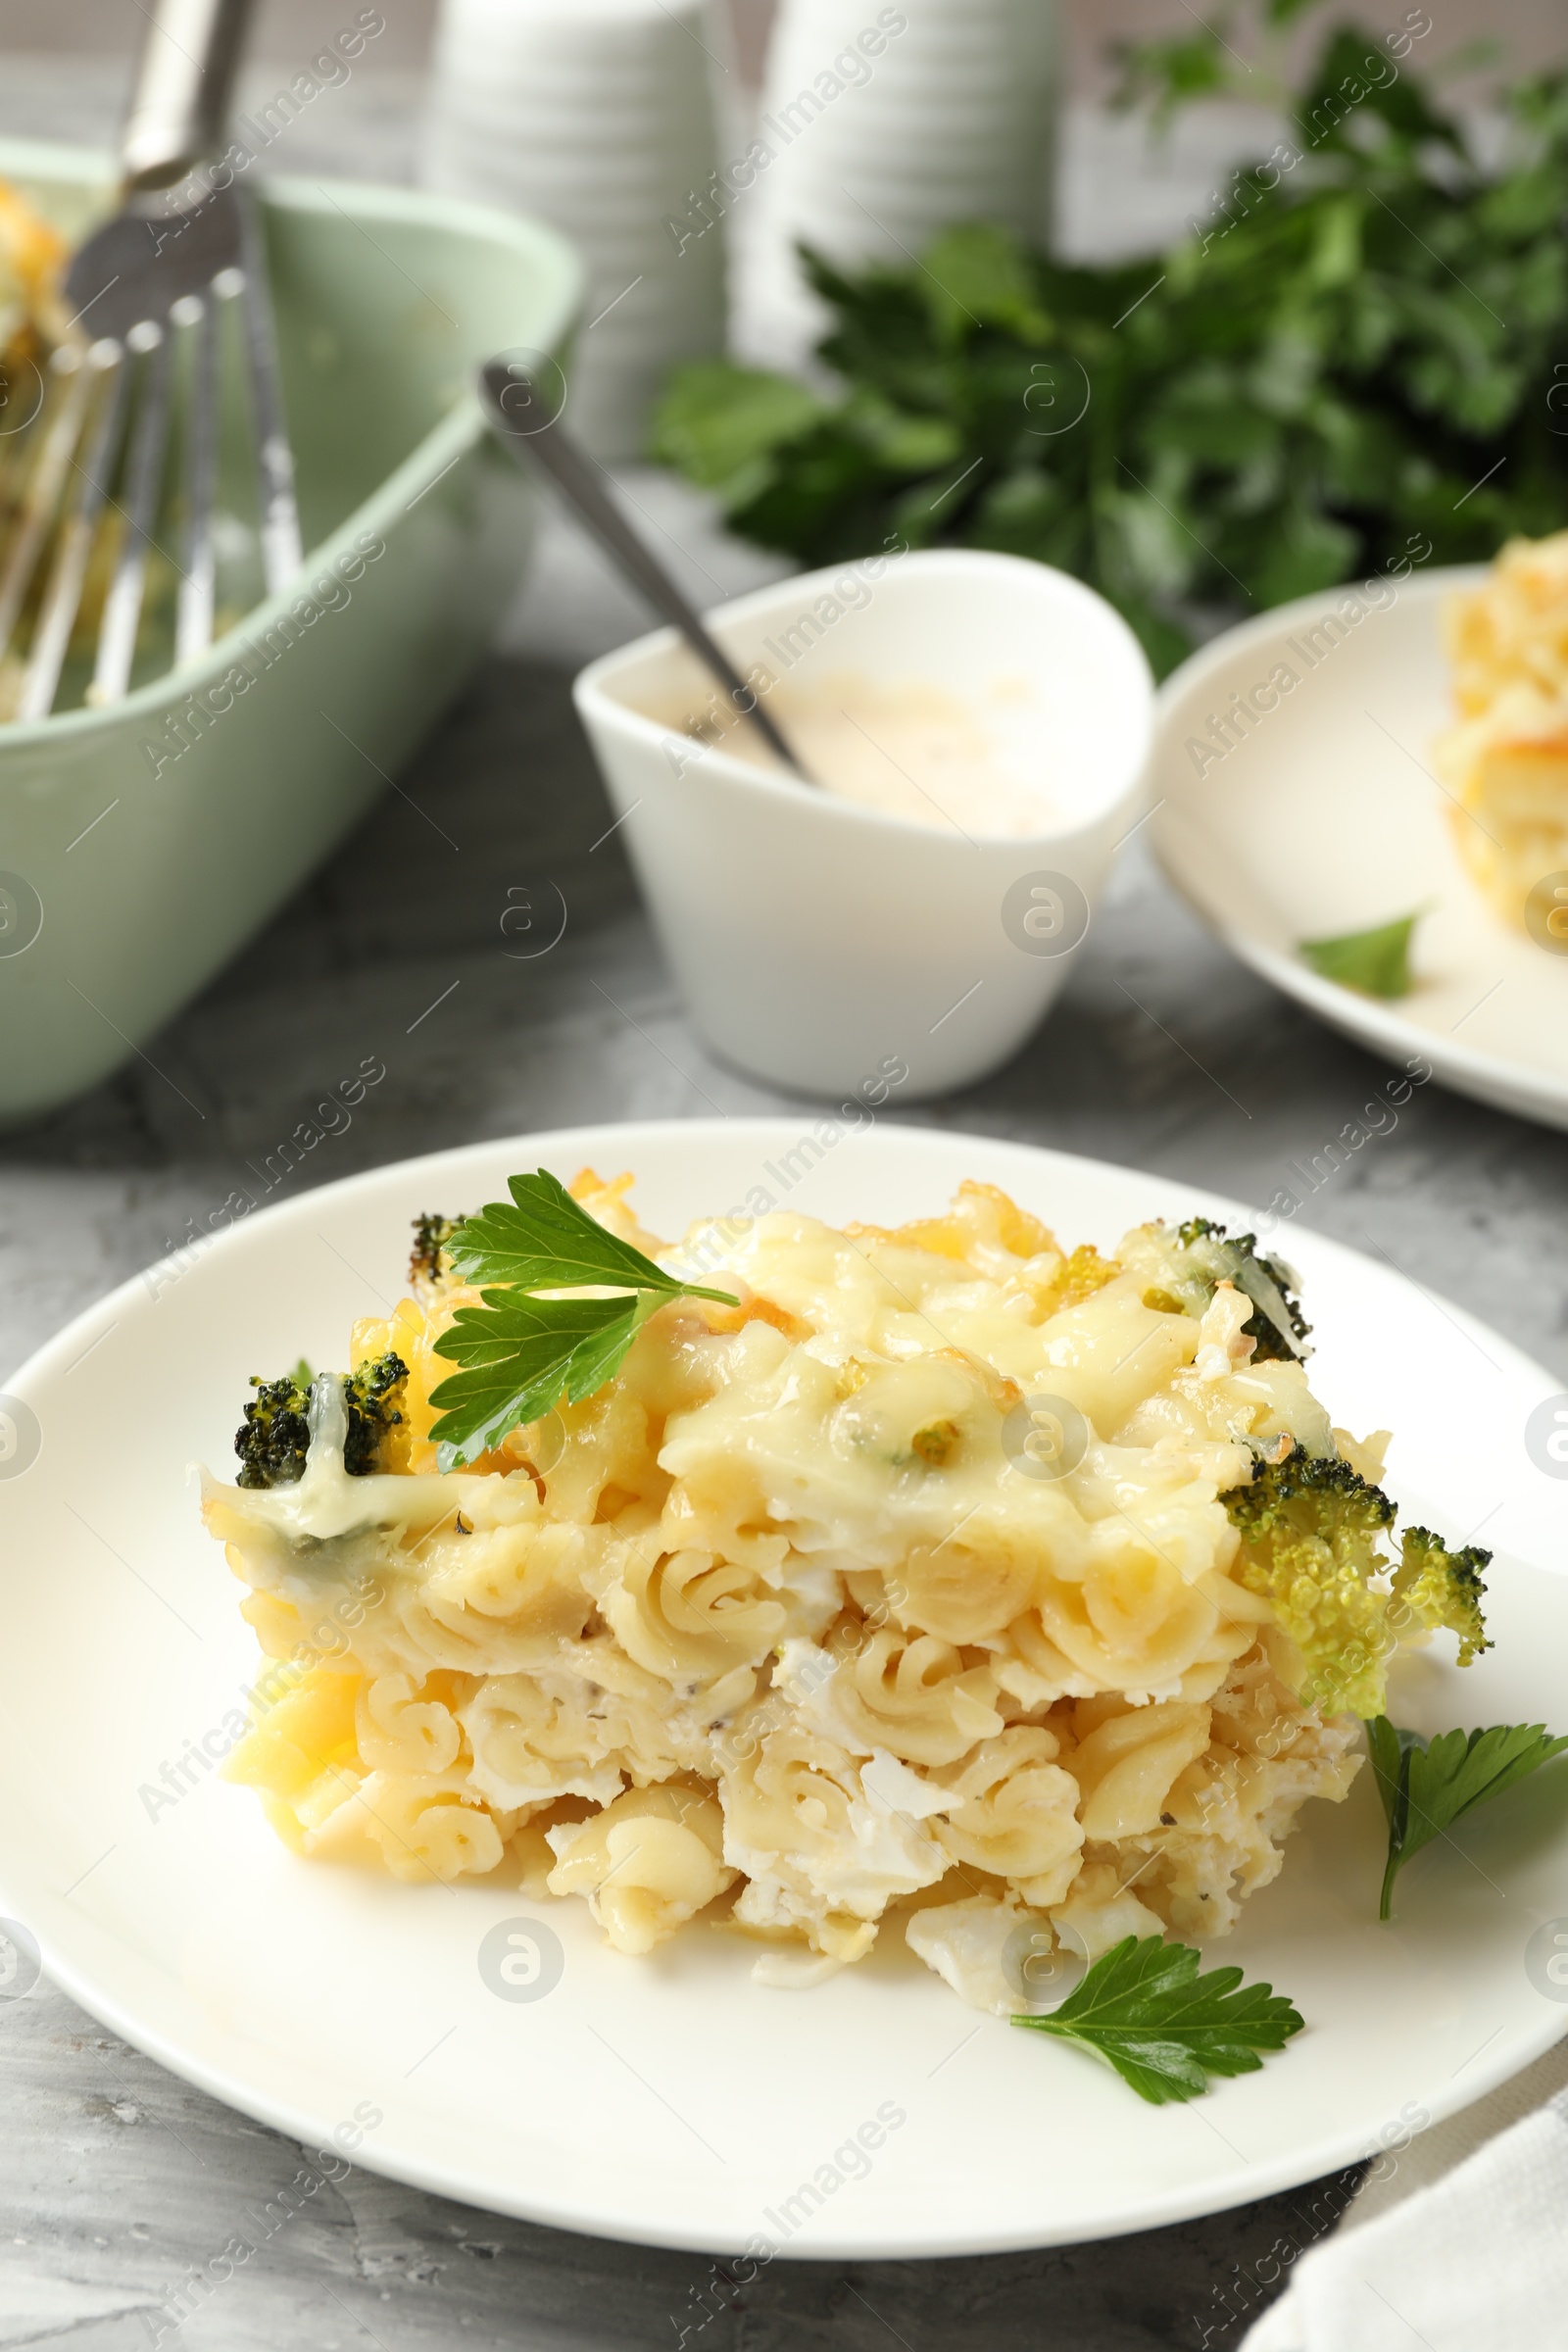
xmin=653 ymin=0 xmax=1568 ymax=676
xmin=427 ymin=1171 xmax=736 ymax=1468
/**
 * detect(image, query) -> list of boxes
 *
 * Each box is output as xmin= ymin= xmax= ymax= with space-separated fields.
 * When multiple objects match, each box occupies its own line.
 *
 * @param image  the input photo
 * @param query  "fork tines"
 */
xmin=0 ymin=185 xmax=300 ymax=722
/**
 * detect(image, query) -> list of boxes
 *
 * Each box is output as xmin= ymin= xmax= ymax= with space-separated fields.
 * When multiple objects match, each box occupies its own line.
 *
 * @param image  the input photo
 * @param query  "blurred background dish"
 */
xmin=1431 ymin=534 xmax=1568 ymax=929
xmin=1150 ymin=567 xmax=1568 ymax=1135
xmin=9 ymin=0 xmax=1568 ymax=1120
xmin=573 ymin=548 xmax=1152 ymax=1096
xmin=0 ymin=146 xmax=579 ymax=1126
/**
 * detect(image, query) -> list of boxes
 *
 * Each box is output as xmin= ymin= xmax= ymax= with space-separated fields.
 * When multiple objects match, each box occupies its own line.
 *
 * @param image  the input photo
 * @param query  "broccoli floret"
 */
xmin=1120 ymin=1218 xmax=1311 ymax=1359
xmin=234 ymin=1351 xmax=409 ymax=1487
xmin=1226 ymin=1446 xmax=1398 ymax=1715
xmin=1226 ymin=1447 xmax=1397 ymax=1718
xmin=235 ymin=1369 xmax=312 ymax=1489
xmin=409 ymin=1214 xmax=458 ymax=1297
xmin=1227 ymin=1444 xmax=1396 ymax=1555
xmin=1224 ymin=1446 xmax=1490 ymax=1717
xmin=1394 ymin=1526 xmax=1491 ymax=1666
xmin=342 ymin=1351 xmax=411 ymax=1476
xmin=1174 ymin=1218 xmax=1310 ymax=1360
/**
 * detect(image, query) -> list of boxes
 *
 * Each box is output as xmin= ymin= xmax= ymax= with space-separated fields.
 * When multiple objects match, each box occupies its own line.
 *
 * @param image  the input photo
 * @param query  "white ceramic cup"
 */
xmin=573 ymin=548 xmax=1152 ymax=1100
xmin=733 ymin=0 xmax=1060 ymax=372
xmin=422 ymin=0 xmax=725 ymax=458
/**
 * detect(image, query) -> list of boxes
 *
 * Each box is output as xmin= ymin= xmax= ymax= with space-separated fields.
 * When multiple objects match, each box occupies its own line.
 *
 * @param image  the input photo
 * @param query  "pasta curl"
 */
xmin=547 ymin=1781 xmax=735 ymax=1953
xmin=929 ymin=1728 xmax=1084 ymax=1900
xmin=602 ymin=1546 xmax=786 ymax=1684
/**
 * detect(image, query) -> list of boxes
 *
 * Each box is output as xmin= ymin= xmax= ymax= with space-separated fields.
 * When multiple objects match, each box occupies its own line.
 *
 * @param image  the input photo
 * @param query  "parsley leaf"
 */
xmin=1011 ymin=1935 xmax=1303 ymax=2103
xmin=1298 ymin=912 xmax=1422 ymax=998
xmin=429 ymin=1290 xmax=661 ymax=1463
xmin=427 ymin=1170 xmax=736 ymax=1467
xmin=651 ymin=361 xmax=823 ymax=496
xmin=1367 ymin=1715 xmax=1568 ymax=1922
xmin=448 ymin=1169 xmax=714 ymax=1297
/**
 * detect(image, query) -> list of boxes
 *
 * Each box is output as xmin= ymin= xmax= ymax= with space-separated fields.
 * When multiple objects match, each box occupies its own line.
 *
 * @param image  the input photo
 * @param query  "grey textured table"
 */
xmin=5 ymin=61 xmax=1568 ymax=2352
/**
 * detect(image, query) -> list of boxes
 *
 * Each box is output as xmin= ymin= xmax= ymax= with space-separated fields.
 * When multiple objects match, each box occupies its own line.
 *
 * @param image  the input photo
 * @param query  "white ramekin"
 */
xmin=572 ymin=547 xmax=1152 ymax=1100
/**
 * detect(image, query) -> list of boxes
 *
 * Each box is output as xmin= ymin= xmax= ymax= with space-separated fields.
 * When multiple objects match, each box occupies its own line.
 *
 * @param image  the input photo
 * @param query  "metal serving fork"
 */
xmin=0 ymin=0 xmax=300 ymax=721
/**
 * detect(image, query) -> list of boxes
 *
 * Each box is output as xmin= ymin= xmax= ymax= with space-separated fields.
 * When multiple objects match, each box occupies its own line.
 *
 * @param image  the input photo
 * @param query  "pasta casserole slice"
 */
xmin=202 ymin=1174 xmax=1487 ymax=2014
xmin=1433 ymin=527 xmax=1568 ymax=929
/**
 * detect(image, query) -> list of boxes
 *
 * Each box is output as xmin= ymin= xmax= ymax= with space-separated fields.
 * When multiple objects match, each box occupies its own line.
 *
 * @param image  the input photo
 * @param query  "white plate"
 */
xmin=2 ymin=1119 xmax=1566 ymax=2259
xmin=1151 ymin=568 xmax=1568 ymax=1132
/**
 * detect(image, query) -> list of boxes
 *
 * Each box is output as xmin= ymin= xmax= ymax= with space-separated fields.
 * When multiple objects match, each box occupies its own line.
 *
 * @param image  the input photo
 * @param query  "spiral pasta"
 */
xmin=546 ymin=1780 xmax=735 ymax=1953
xmin=208 ymin=1170 xmax=1396 ymax=2007
xmin=720 ymin=1725 xmax=948 ymax=1958
xmin=602 ymin=1546 xmax=787 ymax=1684
xmin=929 ymin=1728 xmax=1085 ymax=1898
xmin=1066 ymin=1699 xmax=1215 ymax=1839
xmin=792 ymin=1622 xmax=1005 ymax=1765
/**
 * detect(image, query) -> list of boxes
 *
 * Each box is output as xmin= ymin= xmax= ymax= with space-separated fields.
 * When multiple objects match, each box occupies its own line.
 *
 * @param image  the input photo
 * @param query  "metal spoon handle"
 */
xmin=477 ymin=357 xmax=812 ymax=783
xmin=121 ymin=0 xmax=257 ymax=194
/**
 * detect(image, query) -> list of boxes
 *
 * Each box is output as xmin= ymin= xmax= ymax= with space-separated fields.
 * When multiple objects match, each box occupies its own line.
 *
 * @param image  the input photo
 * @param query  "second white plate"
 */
xmin=1 ymin=1120 xmax=1566 ymax=2257
xmin=1151 ymin=568 xmax=1568 ymax=1131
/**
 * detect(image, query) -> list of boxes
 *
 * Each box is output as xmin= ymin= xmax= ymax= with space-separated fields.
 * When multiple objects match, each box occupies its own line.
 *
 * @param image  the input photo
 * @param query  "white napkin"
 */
xmin=1245 ymin=2037 xmax=1568 ymax=2352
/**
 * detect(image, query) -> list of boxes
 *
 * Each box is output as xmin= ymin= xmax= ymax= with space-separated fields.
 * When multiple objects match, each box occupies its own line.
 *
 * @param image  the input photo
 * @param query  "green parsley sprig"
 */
xmin=1366 ymin=1715 xmax=1568 ymax=1922
xmin=1011 ymin=1935 xmax=1303 ymax=2103
xmin=1298 ymin=911 xmax=1423 ymax=998
xmin=427 ymin=1170 xmax=737 ymax=1468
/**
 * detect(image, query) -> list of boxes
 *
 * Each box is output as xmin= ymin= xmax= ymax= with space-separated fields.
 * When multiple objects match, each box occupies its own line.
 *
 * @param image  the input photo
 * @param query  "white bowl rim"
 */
xmin=1152 ymin=562 xmax=1491 ymax=705
xmin=573 ymin=547 xmax=1155 ymax=850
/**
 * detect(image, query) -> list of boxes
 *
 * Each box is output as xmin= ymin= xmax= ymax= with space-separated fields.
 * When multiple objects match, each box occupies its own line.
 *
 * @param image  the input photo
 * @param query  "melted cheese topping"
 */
xmin=204 ymin=1176 xmax=1361 ymax=1993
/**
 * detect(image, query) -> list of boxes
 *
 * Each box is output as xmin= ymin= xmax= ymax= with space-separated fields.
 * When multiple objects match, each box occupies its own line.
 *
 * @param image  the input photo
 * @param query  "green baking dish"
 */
xmin=0 ymin=140 xmax=581 ymax=1126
